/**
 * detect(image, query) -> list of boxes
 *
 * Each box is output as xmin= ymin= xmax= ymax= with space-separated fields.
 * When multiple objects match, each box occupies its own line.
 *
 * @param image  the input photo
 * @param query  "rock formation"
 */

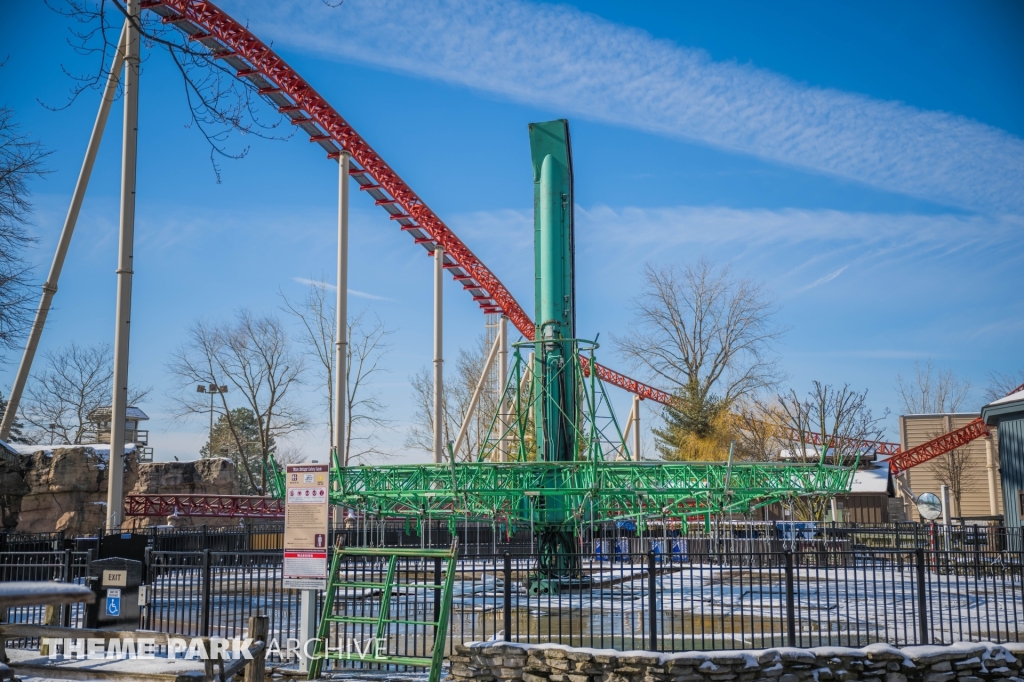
xmin=1 ymin=448 xmax=239 ymax=536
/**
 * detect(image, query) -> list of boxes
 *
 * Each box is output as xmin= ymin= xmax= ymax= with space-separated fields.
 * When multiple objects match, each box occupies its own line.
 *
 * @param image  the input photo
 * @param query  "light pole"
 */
xmin=196 ymin=383 xmax=228 ymax=451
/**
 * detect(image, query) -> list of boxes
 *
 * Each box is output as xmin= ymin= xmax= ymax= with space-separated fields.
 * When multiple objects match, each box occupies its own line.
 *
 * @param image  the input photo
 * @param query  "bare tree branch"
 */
xmin=46 ymin=0 xmax=289 ymax=182
xmin=19 ymin=342 xmax=150 ymax=445
xmin=895 ymin=360 xmax=972 ymax=414
xmin=167 ymin=311 xmax=306 ymax=493
xmin=406 ymin=335 xmax=498 ymax=462
xmin=280 ymin=279 xmax=394 ymax=466
xmin=926 ymin=441 xmax=979 ymax=517
xmin=986 ymin=369 xmax=1024 ymax=403
xmin=0 ymin=107 xmax=50 ymax=360
xmin=614 ymin=258 xmax=784 ymax=406
xmin=772 ymin=381 xmax=888 ymax=521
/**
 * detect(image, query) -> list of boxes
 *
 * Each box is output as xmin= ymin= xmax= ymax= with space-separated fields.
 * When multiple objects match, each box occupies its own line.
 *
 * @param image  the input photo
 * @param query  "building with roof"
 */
xmin=83 ymin=406 xmax=154 ymax=462
xmin=982 ymin=389 xmax=1024 ymax=538
xmin=895 ymin=413 xmax=1002 ymax=522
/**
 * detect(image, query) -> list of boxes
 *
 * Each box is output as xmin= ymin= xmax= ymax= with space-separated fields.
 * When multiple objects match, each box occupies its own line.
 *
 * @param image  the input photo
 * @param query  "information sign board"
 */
xmin=283 ymin=463 xmax=329 ymax=590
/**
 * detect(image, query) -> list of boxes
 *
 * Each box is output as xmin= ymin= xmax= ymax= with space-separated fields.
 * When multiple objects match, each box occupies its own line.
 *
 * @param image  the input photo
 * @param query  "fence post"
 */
xmin=62 ymin=549 xmax=73 ymax=627
xmin=200 ymin=548 xmax=211 ymax=637
xmin=784 ymin=549 xmax=796 ymax=647
xmin=503 ymin=552 xmax=512 ymax=642
xmin=915 ymin=547 xmax=928 ymax=645
xmin=647 ymin=549 xmax=657 ymax=652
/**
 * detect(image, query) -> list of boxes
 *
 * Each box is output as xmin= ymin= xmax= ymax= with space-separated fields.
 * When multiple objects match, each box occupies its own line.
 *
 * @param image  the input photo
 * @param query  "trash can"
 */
xmin=86 ymin=557 xmax=143 ymax=628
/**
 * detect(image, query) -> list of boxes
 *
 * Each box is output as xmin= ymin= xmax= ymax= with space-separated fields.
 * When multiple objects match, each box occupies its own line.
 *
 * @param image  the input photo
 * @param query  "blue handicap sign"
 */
xmin=106 ymin=590 xmax=121 ymax=617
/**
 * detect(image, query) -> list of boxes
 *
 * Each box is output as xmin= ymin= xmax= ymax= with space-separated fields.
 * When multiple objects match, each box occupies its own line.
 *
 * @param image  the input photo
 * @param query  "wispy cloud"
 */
xmin=794 ymin=265 xmax=848 ymax=293
xmin=228 ymin=0 xmax=1024 ymax=214
xmin=291 ymin=277 xmax=395 ymax=301
xmin=577 ymin=205 xmax=1020 ymax=250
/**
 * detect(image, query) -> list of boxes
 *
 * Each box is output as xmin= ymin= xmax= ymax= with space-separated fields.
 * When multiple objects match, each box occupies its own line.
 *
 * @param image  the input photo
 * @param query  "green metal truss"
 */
xmin=267 ymin=343 xmax=857 ymax=528
xmin=327 ymin=458 xmax=854 ymax=526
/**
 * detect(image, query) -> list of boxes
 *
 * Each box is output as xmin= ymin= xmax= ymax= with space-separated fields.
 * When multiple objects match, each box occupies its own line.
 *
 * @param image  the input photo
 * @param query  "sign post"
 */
xmin=283 ymin=463 xmax=329 ymax=673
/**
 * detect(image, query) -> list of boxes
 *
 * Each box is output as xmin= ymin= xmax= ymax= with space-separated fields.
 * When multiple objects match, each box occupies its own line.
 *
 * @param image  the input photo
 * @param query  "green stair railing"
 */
xmin=308 ymin=540 xmax=459 ymax=682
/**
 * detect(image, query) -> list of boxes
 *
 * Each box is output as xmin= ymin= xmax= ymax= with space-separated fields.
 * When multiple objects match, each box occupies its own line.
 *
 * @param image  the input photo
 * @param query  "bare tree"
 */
xmin=615 ymin=258 xmax=783 ymax=459
xmin=773 ymin=382 xmax=888 ymax=520
xmin=168 ymin=311 xmax=306 ymax=493
xmin=406 ymin=336 xmax=499 ymax=462
xmin=0 ymin=107 xmax=50 ymax=361
xmin=281 ymin=281 xmax=336 ymax=439
xmin=734 ymin=399 xmax=786 ymax=462
xmin=986 ymin=370 xmax=1024 ymax=402
xmin=47 ymin=0 xmax=287 ymax=181
xmin=926 ymin=442 xmax=978 ymax=517
xmin=280 ymin=280 xmax=394 ymax=466
xmin=342 ymin=312 xmax=394 ymax=465
xmin=19 ymin=342 xmax=149 ymax=444
xmin=896 ymin=360 xmax=972 ymax=414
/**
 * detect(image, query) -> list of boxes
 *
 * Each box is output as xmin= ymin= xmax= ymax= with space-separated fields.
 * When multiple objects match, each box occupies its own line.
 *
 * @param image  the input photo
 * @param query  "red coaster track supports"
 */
xmin=125 ymin=494 xmax=284 ymax=519
xmin=887 ymin=418 xmax=990 ymax=475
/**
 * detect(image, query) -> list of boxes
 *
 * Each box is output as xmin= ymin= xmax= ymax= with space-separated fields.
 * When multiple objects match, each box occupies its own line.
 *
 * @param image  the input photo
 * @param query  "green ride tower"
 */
xmin=530 ymin=120 xmax=581 ymax=579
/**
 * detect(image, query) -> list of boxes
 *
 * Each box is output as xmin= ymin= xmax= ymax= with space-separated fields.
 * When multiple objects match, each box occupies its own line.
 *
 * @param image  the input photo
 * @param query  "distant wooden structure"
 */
xmin=85 ymin=406 xmax=154 ymax=462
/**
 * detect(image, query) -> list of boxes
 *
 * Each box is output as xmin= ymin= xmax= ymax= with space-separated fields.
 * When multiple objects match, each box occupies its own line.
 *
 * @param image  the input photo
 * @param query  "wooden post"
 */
xmin=38 ymin=605 xmax=59 ymax=656
xmin=244 ymin=614 xmax=269 ymax=682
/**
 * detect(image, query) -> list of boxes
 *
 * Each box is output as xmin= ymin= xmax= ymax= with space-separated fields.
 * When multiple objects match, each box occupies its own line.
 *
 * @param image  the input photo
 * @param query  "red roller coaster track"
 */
xmin=136 ymin=0 xmax=905 ymax=457
xmin=119 ymin=1 xmax=997 ymax=521
xmin=140 ymin=0 xmax=672 ymax=403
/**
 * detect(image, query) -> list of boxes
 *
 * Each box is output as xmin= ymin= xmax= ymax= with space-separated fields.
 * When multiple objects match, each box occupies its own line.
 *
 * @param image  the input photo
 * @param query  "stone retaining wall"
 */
xmin=451 ymin=641 xmax=1024 ymax=682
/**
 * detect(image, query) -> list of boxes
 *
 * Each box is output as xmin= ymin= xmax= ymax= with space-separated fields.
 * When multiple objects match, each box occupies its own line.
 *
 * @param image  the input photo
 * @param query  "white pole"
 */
xmin=333 ymin=152 xmax=350 ymax=467
xmin=452 ymin=333 xmax=501 ymax=459
xmin=0 ymin=21 xmax=130 ymax=441
xmin=985 ymin=435 xmax=999 ymax=516
xmin=498 ymin=315 xmax=508 ymax=462
xmin=632 ymin=395 xmax=641 ymax=461
xmin=107 ymin=0 xmax=140 ymax=531
xmin=298 ymin=589 xmax=316 ymax=673
xmin=433 ymin=245 xmax=444 ymax=464
xmin=620 ymin=398 xmax=636 ymax=460
xmin=940 ymin=483 xmax=951 ymax=551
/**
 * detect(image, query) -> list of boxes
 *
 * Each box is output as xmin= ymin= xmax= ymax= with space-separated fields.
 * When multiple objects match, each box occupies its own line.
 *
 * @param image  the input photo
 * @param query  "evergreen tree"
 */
xmin=200 ymin=408 xmax=274 ymax=494
xmin=653 ymin=379 xmax=732 ymax=461
xmin=0 ymin=390 xmax=27 ymax=444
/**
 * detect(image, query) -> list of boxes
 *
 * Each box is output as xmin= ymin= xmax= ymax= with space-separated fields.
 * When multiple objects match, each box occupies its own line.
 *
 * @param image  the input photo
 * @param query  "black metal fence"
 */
xmin=4 ymin=526 xmax=1023 ymax=669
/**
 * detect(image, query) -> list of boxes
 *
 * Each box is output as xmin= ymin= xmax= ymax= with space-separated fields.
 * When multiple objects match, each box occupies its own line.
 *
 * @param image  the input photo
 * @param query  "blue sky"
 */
xmin=1 ymin=0 xmax=1022 ymax=462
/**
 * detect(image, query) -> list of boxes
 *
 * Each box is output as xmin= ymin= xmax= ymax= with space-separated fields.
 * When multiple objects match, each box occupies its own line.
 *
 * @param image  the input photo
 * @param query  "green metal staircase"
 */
xmin=308 ymin=540 xmax=459 ymax=681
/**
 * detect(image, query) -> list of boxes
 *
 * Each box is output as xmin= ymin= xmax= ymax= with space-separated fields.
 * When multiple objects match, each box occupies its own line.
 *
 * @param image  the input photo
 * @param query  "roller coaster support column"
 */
xmin=0 ymin=21 xmax=129 ymax=442
xmin=433 ymin=244 xmax=445 ymax=463
xmin=333 ymin=151 xmax=350 ymax=465
xmin=498 ymin=315 xmax=508 ymax=462
xmin=632 ymin=395 xmax=642 ymax=460
xmin=985 ymin=435 xmax=998 ymax=516
xmin=108 ymin=0 xmax=141 ymax=531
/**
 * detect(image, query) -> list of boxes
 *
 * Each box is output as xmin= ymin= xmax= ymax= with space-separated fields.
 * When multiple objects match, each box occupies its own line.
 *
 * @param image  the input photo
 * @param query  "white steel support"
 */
xmin=107 ymin=0 xmax=141 ymax=531
xmin=940 ymin=483 xmax=951 ymax=551
xmin=985 ymin=435 xmax=999 ymax=516
xmin=433 ymin=245 xmax=445 ymax=463
xmin=0 ymin=21 xmax=130 ymax=441
xmin=298 ymin=589 xmax=316 ymax=673
xmin=333 ymin=152 xmax=350 ymax=467
xmin=452 ymin=332 xmax=502 ymax=460
xmin=631 ymin=395 xmax=641 ymax=461
xmin=620 ymin=395 xmax=641 ymax=460
xmin=497 ymin=315 xmax=508 ymax=462
xmin=620 ymin=401 xmax=633 ymax=460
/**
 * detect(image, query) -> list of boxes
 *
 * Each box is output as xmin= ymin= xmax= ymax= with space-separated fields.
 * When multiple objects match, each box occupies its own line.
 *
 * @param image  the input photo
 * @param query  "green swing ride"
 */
xmin=268 ymin=120 xmax=857 ymax=580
